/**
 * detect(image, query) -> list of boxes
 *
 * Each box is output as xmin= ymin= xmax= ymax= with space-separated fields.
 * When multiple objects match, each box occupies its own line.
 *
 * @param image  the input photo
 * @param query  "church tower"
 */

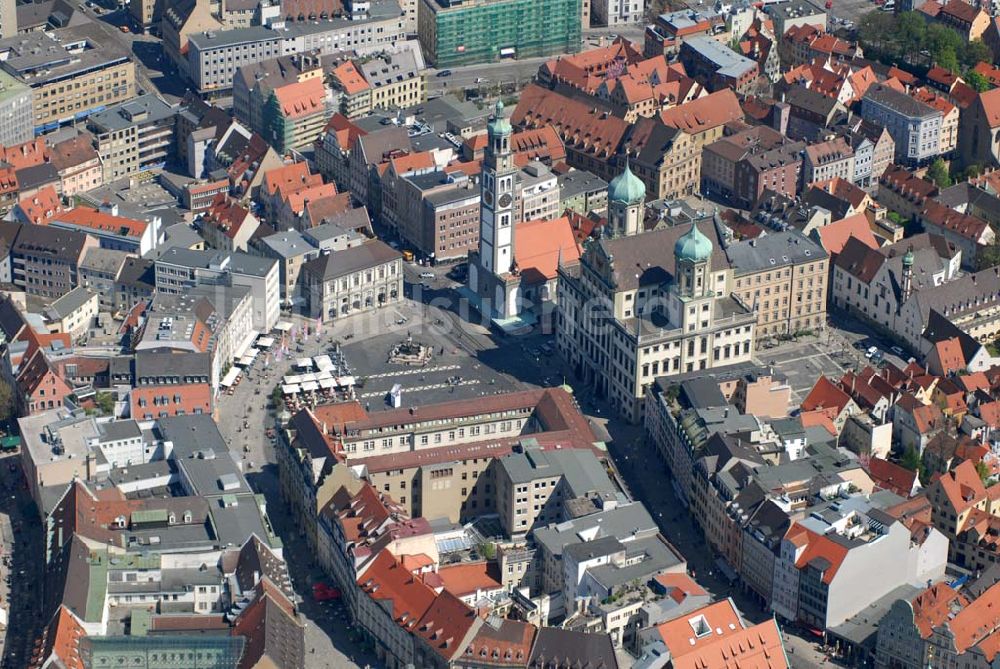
xmin=607 ymin=159 xmax=645 ymax=238
xmin=479 ymin=100 xmax=517 ymax=276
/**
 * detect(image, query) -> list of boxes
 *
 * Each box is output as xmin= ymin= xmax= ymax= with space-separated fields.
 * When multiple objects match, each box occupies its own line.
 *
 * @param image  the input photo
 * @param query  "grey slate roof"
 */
xmin=47 ymin=286 xmax=96 ymax=319
xmin=726 ymin=231 xmax=827 ymax=275
xmin=533 ymin=502 xmax=659 ymax=559
xmin=499 ymin=448 xmax=615 ymax=498
xmin=301 ymin=240 xmax=400 ymax=280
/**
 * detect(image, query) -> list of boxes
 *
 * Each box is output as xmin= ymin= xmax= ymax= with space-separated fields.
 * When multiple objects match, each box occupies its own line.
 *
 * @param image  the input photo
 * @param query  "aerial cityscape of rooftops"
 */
xmin=0 ymin=0 xmax=1000 ymax=666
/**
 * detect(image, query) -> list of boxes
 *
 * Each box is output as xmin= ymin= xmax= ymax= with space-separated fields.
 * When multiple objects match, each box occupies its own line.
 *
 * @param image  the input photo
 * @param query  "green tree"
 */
xmin=977 ymin=460 xmax=992 ymax=484
xmin=977 ymin=239 xmax=1000 ymax=270
xmin=960 ymin=163 xmax=984 ymax=180
xmin=927 ymin=159 xmax=952 ymax=188
xmin=95 ymin=392 xmax=114 ymax=415
xmin=0 ymin=379 xmax=14 ymax=423
xmin=901 ymin=446 xmax=925 ymax=482
xmin=857 ymin=11 xmax=897 ymax=57
xmin=965 ymin=70 xmax=993 ymax=93
xmin=895 ymin=12 xmax=927 ymax=63
xmin=960 ymin=41 xmax=992 ymax=71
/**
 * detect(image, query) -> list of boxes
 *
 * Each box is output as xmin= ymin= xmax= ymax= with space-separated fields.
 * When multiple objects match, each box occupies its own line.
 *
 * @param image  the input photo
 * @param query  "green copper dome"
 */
xmin=608 ymin=159 xmax=646 ymax=205
xmin=675 ymin=224 xmax=713 ymax=263
xmin=488 ymin=100 xmax=512 ymax=135
xmin=902 ymin=249 xmax=914 ymax=267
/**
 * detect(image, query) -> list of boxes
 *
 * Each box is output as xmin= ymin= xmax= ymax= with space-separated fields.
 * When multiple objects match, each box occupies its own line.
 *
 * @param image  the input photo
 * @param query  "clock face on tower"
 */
xmin=498 ymin=193 xmax=512 ymax=208
xmin=483 ymin=191 xmax=494 ymax=207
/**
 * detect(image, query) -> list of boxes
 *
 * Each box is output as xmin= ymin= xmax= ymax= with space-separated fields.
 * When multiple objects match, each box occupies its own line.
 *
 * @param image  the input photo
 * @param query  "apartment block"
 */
xmin=417 ymin=0 xmax=581 ymax=67
xmin=87 ymin=94 xmax=177 ymax=183
xmin=861 ymin=84 xmax=944 ymax=166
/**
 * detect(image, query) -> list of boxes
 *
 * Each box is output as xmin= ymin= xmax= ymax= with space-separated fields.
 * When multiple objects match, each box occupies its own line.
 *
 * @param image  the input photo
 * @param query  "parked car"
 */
xmin=890 ymin=345 xmax=904 ymax=356
xmin=419 ymin=272 xmax=434 ymax=279
xmin=865 ymin=346 xmax=879 ymax=359
xmin=436 ymin=70 xmax=452 ymax=77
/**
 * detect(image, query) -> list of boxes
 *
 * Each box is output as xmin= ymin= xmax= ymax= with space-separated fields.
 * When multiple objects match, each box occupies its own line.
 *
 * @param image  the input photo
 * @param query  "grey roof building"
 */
xmin=726 ymin=231 xmax=828 ymax=276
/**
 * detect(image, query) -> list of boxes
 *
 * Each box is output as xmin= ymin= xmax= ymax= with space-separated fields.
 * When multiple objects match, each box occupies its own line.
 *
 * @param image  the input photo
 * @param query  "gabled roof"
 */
xmin=934 ymin=336 xmax=967 ymax=374
xmin=933 ymin=459 xmax=986 ymax=515
xmin=413 ymin=590 xmax=481 ymax=662
xmin=357 ymin=550 xmax=437 ymax=632
xmin=865 ymin=457 xmax=917 ymax=497
xmin=790 ymin=524 xmax=849 ymax=584
xmin=671 ymin=618 xmax=789 ymax=669
xmin=462 ymin=617 xmax=535 ymax=668
xmin=801 ymin=375 xmax=852 ymax=415
xmin=272 ymin=77 xmax=327 ymax=120
xmin=946 ymin=580 xmax=1000 ymax=656
xmin=513 ymin=216 xmax=580 ymax=285
xmin=27 ymin=606 xmax=86 ymax=669
xmin=814 ymin=213 xmax=879 ymax=256
xmin=660 ymin=88 xmax=743 ymax=133
xmin=834 ymin=235 xmax=884 ymax=283
xmin=332 ymin=60 xmax=370 ymax=95
xmin=910 ymin=583 xmax=967 ymax=638
xmin=232 ymin=578 xmax=305 ymax=669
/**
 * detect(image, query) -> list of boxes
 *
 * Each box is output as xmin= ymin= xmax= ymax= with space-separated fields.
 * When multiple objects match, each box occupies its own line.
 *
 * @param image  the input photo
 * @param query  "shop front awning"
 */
xmin=221 ymin=368 xmax=241 ymax=388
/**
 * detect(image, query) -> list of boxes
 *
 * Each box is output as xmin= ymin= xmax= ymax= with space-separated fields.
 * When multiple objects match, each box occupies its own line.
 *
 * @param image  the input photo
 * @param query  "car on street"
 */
xmin=436 ymin=70 xmax=452 ymax=77
xmin=866 ymin=346 xmax=879 ymax=359
xmin=419 ymin=272 xmax=434 ymax=279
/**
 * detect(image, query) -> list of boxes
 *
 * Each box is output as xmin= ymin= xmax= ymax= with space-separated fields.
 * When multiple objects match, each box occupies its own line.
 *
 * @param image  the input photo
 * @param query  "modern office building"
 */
xmin=0 ymin=25 xmax=136 ymax=133
xmin=417 ymin=0 xmax=582 ymax=67
xmin=0 ymin=69 xmax=33 ymax=147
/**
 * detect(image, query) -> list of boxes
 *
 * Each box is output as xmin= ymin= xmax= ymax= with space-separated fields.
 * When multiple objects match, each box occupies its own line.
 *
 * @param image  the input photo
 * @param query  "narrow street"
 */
xmin=0 ymin=455 xmax=44 ymax=669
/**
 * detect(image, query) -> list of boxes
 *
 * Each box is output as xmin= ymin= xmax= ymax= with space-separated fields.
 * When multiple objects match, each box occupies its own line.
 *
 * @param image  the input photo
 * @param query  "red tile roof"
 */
xmin=815 ymin=213 xmax=879 ymax=256
xmin=656 ymin=600 xmax=744 ymax=656
xmin=57 ymin=206 xmax=148 ymax=238
xmin=980 ymin=400 xmax=1000 ymax=429
xmin=911 ymin=583 xmax=967 ymax=638
xmin=272 ymin=78 xmax=327 ymax=120
xmin=513 ymin=216 xmax=580 ymax=284
xmin=332 ymin=60 xmax=370 ymax=95
xmin=16 ymin=185 xmax=64 ymax=225
xmin=791 ymin=525 xmax=849 ymax=584
xmin=671 ymin=618 xmax=789 ymax=669
xmin=973 ymin=62 xmax=1000 ymax=87
xmin=462 ymin=618 xmax=535 ymax=667
xmin=436 ymin=562 xmax=502 ymax=600
xmin=414 ymin=591 xmax=481 ymax=662
xmin=865 ymin=457 xmax=917 ymax=497
xmin=947 ymin=580 xmax=1000 ymax=655
xmin=935 ymin=337 xmax=967 ymax=374
xmin=978 ymin=87 xmax=1000 ymax=129
xmin=358 ymin=551 xmax=437 ymax=632
xmin=801 ymin=375 xmax=853 ymax=416
xmin=27 ymin=606 xmax=86 ymax=669
xmin=935 ymin=459 xmax=986 ymax=515
xmin=512 ymin=85 xmax=629 ymax=160
xmin=660 ymin=89 xmax=743 ymax=133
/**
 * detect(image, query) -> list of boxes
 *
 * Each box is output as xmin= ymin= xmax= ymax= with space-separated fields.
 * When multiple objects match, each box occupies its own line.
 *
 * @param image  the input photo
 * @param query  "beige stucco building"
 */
xmin=726 ymin=231 xmax=829 ymax=340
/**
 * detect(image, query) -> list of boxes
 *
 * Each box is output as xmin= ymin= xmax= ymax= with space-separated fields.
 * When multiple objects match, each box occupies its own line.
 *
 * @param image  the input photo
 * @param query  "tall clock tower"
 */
xmin=479 ymin=100 xmax=516 ymax=276
xmin=468 ymin=100 xmax=523 ymax=321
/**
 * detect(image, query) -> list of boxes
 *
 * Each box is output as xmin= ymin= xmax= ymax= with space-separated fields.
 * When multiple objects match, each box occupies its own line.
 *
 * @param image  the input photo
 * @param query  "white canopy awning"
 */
xmin=296 ymin=358 xmax=312 ymax=370
xmin=318 ymin=377 xmax=336 ymax=389
xmin=221 ymin=367 xmax=241 ymax=388
xmin=282 ymin=384 xmax=300 ymax=394
xmin=283 ymin=374 xmax=301 ymax=384
xmin=301 ymin=381 xmax=319 ymax=392
xmin=239 ymin=355 xmax=256 ymax=366
xmin=233 ymin=329 xmax=260 ymax=359
xmin=335 ymin=375 xmax=356 ymax=387
xmin=313 ymin=355 xmax=333 ymax=371
xmin=315 ymin=370 xmax=332 ymax=381
xmin=299 ymin=372 xmax=316 ymax=383
xmin=256 ymin=336 xmax=275 ymax=349
xmin=275 ymin=321 xmax=294 ymax=332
